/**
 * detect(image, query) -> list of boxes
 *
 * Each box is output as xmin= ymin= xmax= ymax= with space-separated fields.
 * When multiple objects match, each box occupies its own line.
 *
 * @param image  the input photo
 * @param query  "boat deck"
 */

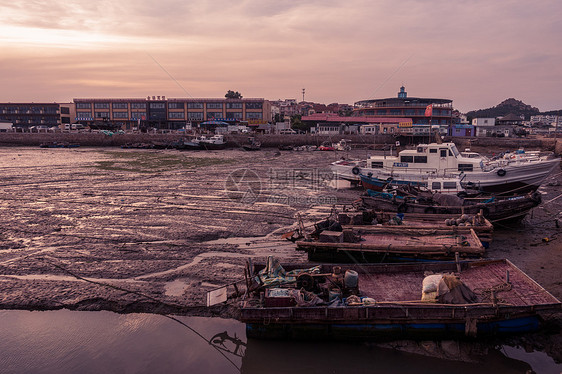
xmin=359 ymin=231 xmax=480 ymax=248
xmin=296 ymin=228 xmax=484 ymax=257
xmin=358 ymin=261 xmax=554 ymax=306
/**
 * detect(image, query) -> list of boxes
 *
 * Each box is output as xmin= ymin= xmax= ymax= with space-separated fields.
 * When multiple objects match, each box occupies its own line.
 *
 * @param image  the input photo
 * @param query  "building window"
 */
xmin=188 ymin=112 xmax=204 ymax=120
xmin=206 ymin=103 xmax=223 ymax=109
xmin=76 ymin=103 xmax=91 ymax=109
xmin=112 ymin=103 xmax=128 ymax=109
xmin=246 ymin=112 xmax=263 ymax=119
xmin=226 ymin=112 xmax=243 ymax=119
xmin=168 ymin=112 xmax=185 ymax=119
xmin=207 ymin=112 xmax=223 ymax=119
xmin=60 ymin=107 xmax=70 ymax=114
xmin=187 ymin=103 xmax=203 ymax=109
xmin=131 ymin=103 xmax=146 ymax=109
xmin=113 ymin=112 xmax=129 ymax=119
xmin=76 ymin=111 xmax=92 ymax=118
xmin=168 ymin=102 xmax=185 ymax=109
xmin=131 ymin=112 xmax=146 ymax=119
xmin=95 ymin=112 xmax=109 ymax=119
xmin=226 ymin=102 xmax=243 ymax=109
xmin=94 ymin=103 xmax=110 ymax=109
xmin=245 ymin=102 xmax=262 ymax=109
xmin=149 ymin=102 xmax=165 ymax=109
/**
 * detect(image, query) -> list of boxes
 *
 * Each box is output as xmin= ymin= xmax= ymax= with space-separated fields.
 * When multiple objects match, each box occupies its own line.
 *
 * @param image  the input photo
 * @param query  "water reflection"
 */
xmin=241 ymin=339 xmax=531 ymax=374
xmin=1 ymin=310 xmax=561 ymax=374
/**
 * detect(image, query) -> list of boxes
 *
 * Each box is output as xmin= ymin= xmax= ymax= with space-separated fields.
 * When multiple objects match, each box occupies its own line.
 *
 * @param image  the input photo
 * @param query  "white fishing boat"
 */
xmin=331 ymin=142 xmax=559 ymax=194
xmin=199 ymin=134 xmax=226 ymax=150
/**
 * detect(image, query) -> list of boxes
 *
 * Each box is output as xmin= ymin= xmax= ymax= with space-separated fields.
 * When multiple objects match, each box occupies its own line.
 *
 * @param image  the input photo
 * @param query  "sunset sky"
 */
xmin=1 ymin=0 xmax=561 ymax=112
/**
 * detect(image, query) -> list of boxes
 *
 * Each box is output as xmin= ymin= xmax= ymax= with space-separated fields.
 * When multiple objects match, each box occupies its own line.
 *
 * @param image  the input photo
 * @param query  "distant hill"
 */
xmin=541 ymin=109 xmax=562 ymax=116
xmin=466 ymin=98 xmax=540 ymax=120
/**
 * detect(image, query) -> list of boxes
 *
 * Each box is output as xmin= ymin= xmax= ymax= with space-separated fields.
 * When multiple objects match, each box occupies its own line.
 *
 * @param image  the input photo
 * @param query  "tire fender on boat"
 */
xmin=497 ymin=169 xmax=507 ymax=177
xmin=352 ymin=167 xmax=360 ymax=175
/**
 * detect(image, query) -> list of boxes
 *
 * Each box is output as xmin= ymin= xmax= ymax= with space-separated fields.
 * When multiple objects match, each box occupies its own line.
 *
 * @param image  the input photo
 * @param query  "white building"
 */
xmin=0 ymin=122 xmax=13 ymax=132
xmin=530 ymin=115 xmax=560 ymax=127
xmin=472 ymin=118 xmax=495 ymax=127
xmin=472 ymin=118 xmax=496 ymax=137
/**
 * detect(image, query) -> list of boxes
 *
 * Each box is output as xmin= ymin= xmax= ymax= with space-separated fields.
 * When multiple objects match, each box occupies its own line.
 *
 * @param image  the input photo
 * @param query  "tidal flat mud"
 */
xmin=0 ymin=146 xmax=561 ymax=361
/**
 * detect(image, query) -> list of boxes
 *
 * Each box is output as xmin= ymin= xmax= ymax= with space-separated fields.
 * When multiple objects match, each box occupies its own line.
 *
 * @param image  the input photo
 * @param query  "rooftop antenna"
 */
xmin=302 ymin=88 xmax=305 ymax=103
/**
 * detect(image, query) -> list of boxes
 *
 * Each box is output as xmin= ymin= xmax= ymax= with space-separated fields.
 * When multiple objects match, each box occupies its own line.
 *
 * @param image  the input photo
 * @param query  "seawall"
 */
xmin=0 ymin=132 xmax=558 ymax=152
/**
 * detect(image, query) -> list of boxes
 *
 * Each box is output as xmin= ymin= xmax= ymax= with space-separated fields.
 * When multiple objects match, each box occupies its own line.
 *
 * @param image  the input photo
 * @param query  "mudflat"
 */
xmin=0 ymin=146 xmax=561 ymax=357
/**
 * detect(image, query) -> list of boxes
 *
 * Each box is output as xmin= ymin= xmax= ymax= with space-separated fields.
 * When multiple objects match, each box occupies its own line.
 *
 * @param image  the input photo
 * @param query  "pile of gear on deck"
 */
xmin=245 ymin=256 xmax=478 ymax=308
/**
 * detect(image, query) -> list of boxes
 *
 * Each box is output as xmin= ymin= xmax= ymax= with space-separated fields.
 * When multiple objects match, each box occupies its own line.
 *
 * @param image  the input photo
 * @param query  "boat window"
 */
xmin=400 ymin=156 xmax=413 ymax=163
xmin=432 ymin=182 xmax=441 ymax=189
xmin=449 ymin=150 xmax=453 ymax=156
xmin=371 ymin=162 xmax=383 ymax=168
xmin=414 ymin=156 xmax=427 ymax=163
xmin=429 ymin=149 xmax=437 ymax=153
xmin=458 ymin=164 xmax=473 ymax=172
xmin=450 ymin=145 xmax=460 ymax=157
xmin=443 ymin=182 xmax=458 ymax=189
xmin=440 ymin=149 xmax=447 ymax=157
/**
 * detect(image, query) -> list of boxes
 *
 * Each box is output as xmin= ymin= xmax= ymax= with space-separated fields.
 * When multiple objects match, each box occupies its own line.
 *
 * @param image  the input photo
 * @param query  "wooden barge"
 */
xmin=295 ymin=227 xmax=485 ymax=261
xmin=338 ymin=211 xmax=494 ymax=247
xmin=239 ymin=258 xmax=561 ymax=340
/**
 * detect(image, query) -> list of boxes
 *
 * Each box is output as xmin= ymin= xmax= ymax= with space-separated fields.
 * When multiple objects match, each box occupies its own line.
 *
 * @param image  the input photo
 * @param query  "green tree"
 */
xmin=291 ymin=114 xmax=311 ymax=132
xmin=225 ymin=90 xmax=243 ymax=99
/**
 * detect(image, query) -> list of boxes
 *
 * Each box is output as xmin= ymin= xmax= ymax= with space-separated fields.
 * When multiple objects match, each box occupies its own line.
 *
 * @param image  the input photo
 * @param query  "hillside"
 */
xmin=466 ymin=98 xmax=540 ymax=120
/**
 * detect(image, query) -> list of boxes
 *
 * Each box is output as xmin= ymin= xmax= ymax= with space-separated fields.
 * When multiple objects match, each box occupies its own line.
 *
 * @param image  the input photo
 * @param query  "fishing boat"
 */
xmin=359 ymin=189 xmax=542 ymax=225
xmin=40 ymin=141 xmax=80 ymax=148
xmin=242 ymin=137 xmax=261 ymax=151
xmin=199 ymin=134 xmax=226 ymax=150
xmin=360 ymin=173 xmax=478 ymax=196
xmin=336 ymin=211 xmax=494 ymax=247
xmin=318 ymin=141 xmax=335 ymax=151
xmin=330 ymin=142 xmax=560 ymax=194
xmin=294 ymin=225 xmax=484 ymax=261
xmin=333 ymin=139 xmax=351 ymax=151
xmin=175 ymin=136 xmax=205 ymax=150
xmin=238 ymin=257 xmax=561 ymax=340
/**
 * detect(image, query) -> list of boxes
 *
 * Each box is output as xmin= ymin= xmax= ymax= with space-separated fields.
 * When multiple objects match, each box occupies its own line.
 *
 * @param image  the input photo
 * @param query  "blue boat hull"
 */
xmin=360 ymin=174 xmax=425 ymax=191
xmin=246 ymin=316 xmax=541 ymax=340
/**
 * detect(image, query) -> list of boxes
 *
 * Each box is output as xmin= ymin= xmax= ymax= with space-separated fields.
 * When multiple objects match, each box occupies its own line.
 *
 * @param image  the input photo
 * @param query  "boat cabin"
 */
xmin=367 ymin=142 xmax=484 ymax=176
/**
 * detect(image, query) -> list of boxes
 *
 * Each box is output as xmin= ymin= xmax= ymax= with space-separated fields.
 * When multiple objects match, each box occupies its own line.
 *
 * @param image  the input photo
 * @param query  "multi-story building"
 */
xmin=530 ymin=115 xmax=560 ymax=127
xmin=271 ymin=99 xmax=299 ymax=118
xmin=73 ymin=97 xmax=272 ymax=130
xmin=0 ymin=103 xmax=68 ymax=130
xmin=353 ymin=86 xmax=453 ymax=127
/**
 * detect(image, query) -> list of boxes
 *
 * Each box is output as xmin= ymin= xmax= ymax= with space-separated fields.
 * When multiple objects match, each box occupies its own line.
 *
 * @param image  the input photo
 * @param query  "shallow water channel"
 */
xmin=1 ymin=310 xmax=561 ymax=374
